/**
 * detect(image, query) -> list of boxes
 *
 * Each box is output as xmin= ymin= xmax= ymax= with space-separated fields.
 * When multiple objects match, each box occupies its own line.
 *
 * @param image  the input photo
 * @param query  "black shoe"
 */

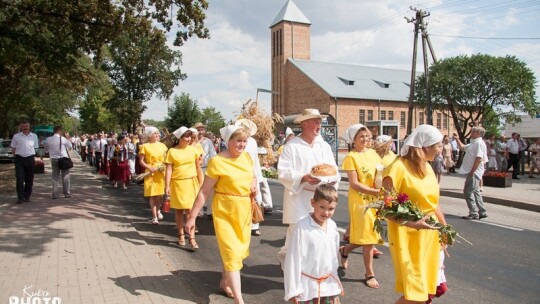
xmin=479 ymin=214 xmax=488 ymax=219
xmin=462 ymin=215 xmax=479 ymax=220
xmin=16 ymin=199 xmax=23 ymax=204
xmin=264 ymin=208 xmax=273 ymax=215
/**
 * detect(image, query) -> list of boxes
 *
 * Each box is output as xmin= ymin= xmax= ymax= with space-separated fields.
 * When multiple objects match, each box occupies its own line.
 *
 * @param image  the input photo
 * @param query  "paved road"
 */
xmin=111 ymin=178 xmax=540 ymax=304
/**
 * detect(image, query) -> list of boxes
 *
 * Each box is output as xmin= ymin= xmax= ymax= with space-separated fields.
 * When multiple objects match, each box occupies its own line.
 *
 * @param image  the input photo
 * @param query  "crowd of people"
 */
xmin=9 ymin=114 xmax=539 ymax=304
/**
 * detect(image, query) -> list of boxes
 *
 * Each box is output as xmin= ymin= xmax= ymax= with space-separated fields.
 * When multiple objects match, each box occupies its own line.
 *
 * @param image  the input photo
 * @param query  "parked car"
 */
xmin=0 ymin=139 xmax=14 ymax=162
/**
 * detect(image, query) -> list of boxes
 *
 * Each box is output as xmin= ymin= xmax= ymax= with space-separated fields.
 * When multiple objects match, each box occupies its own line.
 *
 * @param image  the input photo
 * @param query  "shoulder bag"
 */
xmin=58 ymin=137 xmax=74 ymax=170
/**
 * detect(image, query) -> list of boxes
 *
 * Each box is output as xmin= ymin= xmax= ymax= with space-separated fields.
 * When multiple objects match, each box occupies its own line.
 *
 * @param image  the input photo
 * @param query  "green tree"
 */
xmin=415 ymin=54 xmax=538 ymax=141
xmin=103 ymin=14 xmax=185 ymax=132
xmin=165 ymin=93 xmax=201 ymax=131
xmin=78 ymin=66 xmax=117 ymax=134
xmin=143 ymin=119 xmax=167 ymax=130
xmin=201 ymin=107 xmax=226 ymax=135
xmin=0 ymin=0 xmax=209 ymax=135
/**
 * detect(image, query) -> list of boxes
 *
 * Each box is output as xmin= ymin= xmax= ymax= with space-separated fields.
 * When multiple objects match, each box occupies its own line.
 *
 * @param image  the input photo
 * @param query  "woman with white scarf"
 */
xmin=382 ymin=124 xmax=448 ymax=304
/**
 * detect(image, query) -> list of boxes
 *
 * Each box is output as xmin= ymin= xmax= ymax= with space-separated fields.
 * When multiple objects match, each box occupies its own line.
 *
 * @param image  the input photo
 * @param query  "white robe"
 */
xmin=200 ymin=137 xmax=216 ymax=168
xmin=284 ymin=216 xmax=342 ymax=302
xmin=277 ymin=135 xmax=340 ymax=224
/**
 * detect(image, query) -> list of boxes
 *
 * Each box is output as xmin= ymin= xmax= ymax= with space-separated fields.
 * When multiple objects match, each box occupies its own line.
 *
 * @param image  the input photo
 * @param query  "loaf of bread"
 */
xmin=310 ymin=164 xmax=337 ymax=177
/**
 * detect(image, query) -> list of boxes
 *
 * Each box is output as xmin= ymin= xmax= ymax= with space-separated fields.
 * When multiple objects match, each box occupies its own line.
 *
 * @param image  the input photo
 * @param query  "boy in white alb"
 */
xmin=284 ymin=184 xmax=343 ymax=303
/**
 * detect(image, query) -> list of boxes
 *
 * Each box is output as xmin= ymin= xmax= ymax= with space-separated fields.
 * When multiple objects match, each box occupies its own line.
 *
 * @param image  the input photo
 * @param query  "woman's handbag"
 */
xmin=57 ymin=137 xmax=74 ymax=170
xmin=251 ymin=193 xmax=264 ymax=224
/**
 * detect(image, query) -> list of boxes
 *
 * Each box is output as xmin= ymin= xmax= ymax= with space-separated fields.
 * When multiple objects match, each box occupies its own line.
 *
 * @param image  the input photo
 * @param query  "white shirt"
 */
xmin=284 ymin=216 xmax=342 ymax=302
xmin=11 ymin=132 xmax=38 ymax=157
xmin=458 ymin=137 xmax=487 ymax=178
xmin=92 ymin=138 xmax=108 ymax=153
xmin=278 ymin=135 xmax=340 ymax=224
xmin=200 ymin=137 xmax=216 ymax=167
xmin=45 ymin=134 xmax=73 ymax=159
xmin=506 ymin=139 xmax=519 ymax=154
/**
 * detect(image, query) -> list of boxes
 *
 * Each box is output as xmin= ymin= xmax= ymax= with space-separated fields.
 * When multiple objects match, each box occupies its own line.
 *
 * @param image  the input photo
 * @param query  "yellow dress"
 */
xmin=165 ymin=145 xmax=200 ymax=210
xmin=342 ymin=149 xmax=383 ymax=245
xmin=139 ymin=142 xmax=168 ymax=197
xmin=384 ymin=158 xmax=440 ymax=302
xmin=206 ymin=152 xmax=254 ymax=271
xmin=381 ymin=150 xmax=397 ymax=168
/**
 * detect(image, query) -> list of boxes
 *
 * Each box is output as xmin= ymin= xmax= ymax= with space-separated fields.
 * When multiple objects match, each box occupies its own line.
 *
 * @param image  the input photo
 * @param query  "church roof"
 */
xmin=289 ymin=59 xmax=417 ymax=102
xmin=269 ymin=0 xmax=311 ymax=28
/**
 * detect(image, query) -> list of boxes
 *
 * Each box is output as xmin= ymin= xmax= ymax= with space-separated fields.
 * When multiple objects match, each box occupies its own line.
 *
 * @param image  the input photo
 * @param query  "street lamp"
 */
xmin=255 ymin=88 xmax=279 ymax=105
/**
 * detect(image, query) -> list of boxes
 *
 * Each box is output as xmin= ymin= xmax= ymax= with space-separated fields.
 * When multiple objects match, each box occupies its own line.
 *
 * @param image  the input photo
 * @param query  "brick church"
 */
xmin=270 ymin=0 xmax=456 ymax=141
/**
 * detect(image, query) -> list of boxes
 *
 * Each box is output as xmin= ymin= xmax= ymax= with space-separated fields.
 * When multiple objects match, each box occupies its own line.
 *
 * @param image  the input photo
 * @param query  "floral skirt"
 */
xmin=293 ymin=296 xmax=341 ymax=304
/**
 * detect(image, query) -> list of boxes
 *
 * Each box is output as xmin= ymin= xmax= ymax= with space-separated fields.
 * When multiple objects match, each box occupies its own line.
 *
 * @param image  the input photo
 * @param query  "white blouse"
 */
xmin=284 ymin=215 xmax=342 ymax=302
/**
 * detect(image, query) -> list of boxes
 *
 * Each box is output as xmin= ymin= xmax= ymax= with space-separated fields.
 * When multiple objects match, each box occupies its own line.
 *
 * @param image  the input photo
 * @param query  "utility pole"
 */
xmin=405 ymin=8 xmax=436 ymax=132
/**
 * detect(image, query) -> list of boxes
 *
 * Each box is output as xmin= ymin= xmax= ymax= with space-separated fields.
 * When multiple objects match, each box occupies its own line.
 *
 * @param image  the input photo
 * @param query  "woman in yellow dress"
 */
xmin=185 ymin=125 xmax=255 ymax=304
xmin=340 ymin=125 xmax=383 ymax=289
xmin=138 ymin=127 xmax=168 ymax=224
xmin=165 ymin=127 xmax=202 ymax=250
xmin=373 ymin=134 xmax=397 ymax=167
xmin=382 ymin=124 xmax=447 ymax=303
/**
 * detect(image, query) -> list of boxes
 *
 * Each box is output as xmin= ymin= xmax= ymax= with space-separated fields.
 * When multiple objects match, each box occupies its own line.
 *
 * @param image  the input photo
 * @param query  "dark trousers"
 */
xmin=15 ymin=155 xmax=35 ymax=200
xmin=94 ymin=152 xmax=102 ymax=171
xmin=87 ymin=154 xmax=94 ymax=167
xmin=508 ymin=153 xmax=520 ymax=178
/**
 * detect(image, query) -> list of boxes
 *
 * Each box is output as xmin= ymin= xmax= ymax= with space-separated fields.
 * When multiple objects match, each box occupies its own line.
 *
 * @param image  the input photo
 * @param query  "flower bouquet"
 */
xmin=365 ymin=190 xmax=472 ymax=246
xmin=134 ymin=164 xmax=165 ymax=182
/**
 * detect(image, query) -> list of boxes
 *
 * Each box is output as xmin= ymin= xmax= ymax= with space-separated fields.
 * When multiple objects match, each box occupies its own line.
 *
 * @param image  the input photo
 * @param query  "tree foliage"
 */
xmin=103 ymin=14 xmax=185 ymax=132
xmin=165 ymin=93 xmax=202 ymax=131
xmin=0 ymin=0 xmax=209 ymax=136
xmin=415 ymin=54 xmax=538 ymax=140
xmin=201 ymin=107 xmax=226 ymax=135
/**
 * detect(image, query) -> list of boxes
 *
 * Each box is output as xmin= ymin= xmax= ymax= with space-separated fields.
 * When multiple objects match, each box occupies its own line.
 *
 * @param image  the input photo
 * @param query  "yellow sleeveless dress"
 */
xmin=384 ymin=158 xmax=440 ymax=302
xmin=165 ymin=145 xmax=200 ymax=209
xmin=206 ymin=152 xmax=254 ymax=271
xmin=139 ymin=142 xmax=168 ymax=197
xmin=342 ymin=149 xmax=383 ymax=245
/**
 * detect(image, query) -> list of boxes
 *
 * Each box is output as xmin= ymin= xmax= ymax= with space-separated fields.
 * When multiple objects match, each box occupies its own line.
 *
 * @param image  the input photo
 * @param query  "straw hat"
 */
xmin=192 ymin=122 xmax=206 ymax=129
xmin=293 ymin=108 xmax=322 ymax=124
xmin=234 ymin=118 xmax=257 ymax=136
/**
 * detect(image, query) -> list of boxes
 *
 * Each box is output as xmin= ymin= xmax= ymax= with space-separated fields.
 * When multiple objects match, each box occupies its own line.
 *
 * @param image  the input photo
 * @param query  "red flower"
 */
xmin=397 ymin=193 xmax=409 ymax=204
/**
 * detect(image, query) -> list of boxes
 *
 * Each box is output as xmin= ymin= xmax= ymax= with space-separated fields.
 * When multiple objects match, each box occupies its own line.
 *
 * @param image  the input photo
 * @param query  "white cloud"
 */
xmin=143 ymin=0 xmax=540 ymax=121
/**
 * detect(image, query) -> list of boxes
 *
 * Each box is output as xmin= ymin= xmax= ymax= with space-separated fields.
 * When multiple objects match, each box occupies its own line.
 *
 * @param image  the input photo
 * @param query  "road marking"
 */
xmin=473 ymin=220 xmax=524 ymax=231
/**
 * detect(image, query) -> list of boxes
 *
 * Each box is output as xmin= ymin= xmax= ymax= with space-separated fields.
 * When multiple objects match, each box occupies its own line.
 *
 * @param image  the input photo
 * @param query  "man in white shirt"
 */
xmin=11 ymin=121 xmax=39 ymax=203
xmin=45 ymin=126 xmax=73 ymax=199
xmin=454 ymin=127 xmax=488 ymax=220
xmin=92 ymin=132 xmax=108 ymax=173
xmin=277 ymin=109 xmax=340 ymax=267
xmin=506 ymin=133 xmax=520 ymax=179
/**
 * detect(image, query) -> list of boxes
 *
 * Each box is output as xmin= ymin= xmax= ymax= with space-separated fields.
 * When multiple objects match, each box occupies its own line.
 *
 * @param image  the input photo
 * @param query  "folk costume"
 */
xmin=109 ymin=143 xmax=130 ymax=184
xmin=139 ymin=141 xmax=168 ymax=197
xmin=165 ymin=144 xmax=200 ymax=210
xmin=284 ymin=215 xmax=343 ymax=303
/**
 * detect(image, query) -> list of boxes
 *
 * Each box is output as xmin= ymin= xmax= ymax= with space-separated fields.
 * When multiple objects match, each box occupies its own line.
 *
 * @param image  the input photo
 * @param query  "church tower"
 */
xmin=270 ymin=0 xmax=311 ymax=115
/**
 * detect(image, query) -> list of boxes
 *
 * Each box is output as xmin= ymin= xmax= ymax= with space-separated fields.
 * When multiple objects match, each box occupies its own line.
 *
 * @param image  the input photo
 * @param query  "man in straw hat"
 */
xmin=192 ymin=122 xmax=217 ymax=218
xmin=277 ymin=108 xmax=340 ymax=267
xmin=235 ymin=118 xmax=266 ymax=236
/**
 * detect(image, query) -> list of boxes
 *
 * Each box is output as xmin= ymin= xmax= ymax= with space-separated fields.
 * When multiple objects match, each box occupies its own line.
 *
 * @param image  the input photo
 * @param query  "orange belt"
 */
xmin=301 ymin=272 xmax=344 ymax=301
xmin=214 ymin=191 xmax=251 ymax=197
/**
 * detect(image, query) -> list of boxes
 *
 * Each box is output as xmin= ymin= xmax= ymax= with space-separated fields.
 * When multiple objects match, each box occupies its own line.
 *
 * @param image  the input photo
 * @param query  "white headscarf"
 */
xmin=220 ymin=125 xmax=240 ymax=144
xmin=376 ymin=135 xmax=392 ymax=144
xmin=344 ymin=123 xmax=365 ymax=144
xmin=400 ymin=124 xmax=443 ymax=157
xmin=172 ymin=126 xmax=189 ymax=139
xmin=189 ymin=127 xmax=198 ymax=135
xmin=285 ymin=127 xmax=294 ymax=138
xmin=144 ymin=126 xmax=159 ymax=136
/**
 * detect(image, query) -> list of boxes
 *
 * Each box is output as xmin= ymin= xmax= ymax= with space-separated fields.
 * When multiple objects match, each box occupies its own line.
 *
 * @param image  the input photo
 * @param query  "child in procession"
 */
xmin=284 ymin=184 xmax=343 ymax=304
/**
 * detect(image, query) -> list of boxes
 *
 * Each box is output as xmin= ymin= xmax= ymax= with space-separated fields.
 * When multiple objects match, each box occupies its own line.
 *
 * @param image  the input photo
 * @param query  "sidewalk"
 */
xmin=0 ymin=155 xmax=196 ymax=303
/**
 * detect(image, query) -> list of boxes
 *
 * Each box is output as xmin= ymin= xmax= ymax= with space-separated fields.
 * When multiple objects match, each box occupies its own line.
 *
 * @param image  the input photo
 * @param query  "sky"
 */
xmin=142 ymin=0 xmax=540 ymax=122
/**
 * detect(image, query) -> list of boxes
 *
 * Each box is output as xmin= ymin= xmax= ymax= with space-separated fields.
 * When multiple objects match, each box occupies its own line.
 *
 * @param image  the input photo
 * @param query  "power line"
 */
xmin=430 ymin=34 xmax=540 ymax=40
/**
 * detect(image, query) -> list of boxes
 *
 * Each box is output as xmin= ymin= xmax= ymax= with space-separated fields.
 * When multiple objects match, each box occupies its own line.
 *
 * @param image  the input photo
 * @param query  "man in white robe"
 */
xmin=277 ymin=109 xmax=340 ymax=266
